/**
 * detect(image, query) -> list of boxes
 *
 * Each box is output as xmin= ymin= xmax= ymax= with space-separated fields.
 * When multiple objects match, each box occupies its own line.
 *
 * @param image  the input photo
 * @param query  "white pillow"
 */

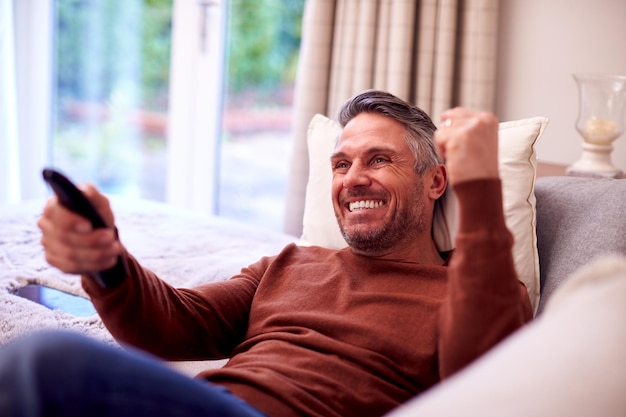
xmin=300 ymin=113 xmax=548 ymax=314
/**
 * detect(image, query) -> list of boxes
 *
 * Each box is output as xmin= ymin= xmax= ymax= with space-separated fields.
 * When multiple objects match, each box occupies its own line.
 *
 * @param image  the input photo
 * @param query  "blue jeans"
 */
xmin=0 ymin=331 xmax=267 ymax=417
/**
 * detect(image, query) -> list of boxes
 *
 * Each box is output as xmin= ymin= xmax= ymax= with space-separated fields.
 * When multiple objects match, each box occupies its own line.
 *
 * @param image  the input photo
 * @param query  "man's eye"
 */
xmin=372 ymin=157 xmax=387 ymax=165
xmin=334 ymin=161 xmax=349 ymax=170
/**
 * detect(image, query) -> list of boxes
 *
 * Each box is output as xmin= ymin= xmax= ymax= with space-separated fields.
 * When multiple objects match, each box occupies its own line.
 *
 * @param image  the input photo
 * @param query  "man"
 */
xmin=0 ymin=90 xmax=531 ymax=416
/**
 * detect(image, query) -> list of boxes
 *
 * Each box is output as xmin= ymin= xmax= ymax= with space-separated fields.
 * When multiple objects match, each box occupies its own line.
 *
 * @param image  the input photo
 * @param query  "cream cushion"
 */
xmin=300 ymin=114 xmax=548 ymax=313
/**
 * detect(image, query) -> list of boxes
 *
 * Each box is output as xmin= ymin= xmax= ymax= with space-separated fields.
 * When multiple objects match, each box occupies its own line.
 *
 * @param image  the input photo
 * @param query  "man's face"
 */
xmin=330 ymin=112 xmax=431 ymax=255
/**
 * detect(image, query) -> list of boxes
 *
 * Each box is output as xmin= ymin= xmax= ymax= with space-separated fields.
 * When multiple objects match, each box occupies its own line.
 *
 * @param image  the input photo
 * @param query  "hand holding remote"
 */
xmin=42 ymin=168 xmax=129 ymax=288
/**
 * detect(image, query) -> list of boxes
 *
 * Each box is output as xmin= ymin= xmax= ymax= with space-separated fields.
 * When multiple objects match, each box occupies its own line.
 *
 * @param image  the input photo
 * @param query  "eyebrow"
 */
xmin=330 ymin=146 xmax=396 ymax=162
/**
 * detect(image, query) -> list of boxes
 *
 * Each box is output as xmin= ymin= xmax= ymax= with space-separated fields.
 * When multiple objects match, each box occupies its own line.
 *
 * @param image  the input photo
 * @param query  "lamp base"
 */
xmin=566 ymin=142 xmax=623 ymax=179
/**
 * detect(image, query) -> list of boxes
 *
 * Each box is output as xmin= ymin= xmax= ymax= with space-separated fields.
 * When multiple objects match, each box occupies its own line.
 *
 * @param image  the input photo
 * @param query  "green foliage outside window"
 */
xmin=56 ymin=0 xmax=172 ymax=110
xmin=226 ymin=0 xmax=304 ymax=98
xmin=55 ymin=0 xmax=304 ymax=111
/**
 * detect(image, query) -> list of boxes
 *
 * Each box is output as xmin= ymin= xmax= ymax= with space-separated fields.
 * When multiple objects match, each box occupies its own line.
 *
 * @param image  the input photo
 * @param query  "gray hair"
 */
xmin=337 ymin=90 xmax=444 ymax=173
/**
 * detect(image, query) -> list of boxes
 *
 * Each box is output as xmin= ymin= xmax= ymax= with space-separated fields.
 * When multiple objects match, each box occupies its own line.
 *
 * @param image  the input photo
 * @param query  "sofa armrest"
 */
xmin=535 ymin=176 xmax=626 ymax=314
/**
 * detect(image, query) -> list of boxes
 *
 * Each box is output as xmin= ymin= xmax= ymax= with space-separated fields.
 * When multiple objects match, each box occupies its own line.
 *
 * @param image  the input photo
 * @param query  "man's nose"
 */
xmin=343 ymin=163 xmax=371 ymax=189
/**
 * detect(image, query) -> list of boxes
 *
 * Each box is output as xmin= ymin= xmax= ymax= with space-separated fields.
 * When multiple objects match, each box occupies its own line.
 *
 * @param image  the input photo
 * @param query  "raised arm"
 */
xmin=434 ymin=109 xmax=533 ymax=377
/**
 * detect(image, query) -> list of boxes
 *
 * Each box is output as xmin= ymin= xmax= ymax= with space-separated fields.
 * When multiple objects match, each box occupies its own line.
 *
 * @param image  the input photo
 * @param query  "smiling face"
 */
xmin=330 ymin=112 xmax=439 ymax=257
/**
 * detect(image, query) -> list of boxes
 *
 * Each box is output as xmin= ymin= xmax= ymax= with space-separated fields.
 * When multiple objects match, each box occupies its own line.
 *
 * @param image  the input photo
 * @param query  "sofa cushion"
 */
xmin=535 ymin=176 xmax=626 ymax=314
xmin=301 ymin=114 xmax=548 ymax=313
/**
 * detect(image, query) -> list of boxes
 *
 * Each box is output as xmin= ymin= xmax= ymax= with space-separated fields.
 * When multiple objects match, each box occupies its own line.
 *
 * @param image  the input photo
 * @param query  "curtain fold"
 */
xmin=284 ymin=0 xmax=500 ymax=236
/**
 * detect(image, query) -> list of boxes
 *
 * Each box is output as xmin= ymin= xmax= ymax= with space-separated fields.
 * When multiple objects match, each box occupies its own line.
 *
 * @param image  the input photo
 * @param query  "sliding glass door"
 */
xmin=53 ymin=0 xmax=173 ymax=200
xmin=46 ymin=0 xmax=304 ymax=232
xmin=218 ymin=0 xmax=304 ymax=231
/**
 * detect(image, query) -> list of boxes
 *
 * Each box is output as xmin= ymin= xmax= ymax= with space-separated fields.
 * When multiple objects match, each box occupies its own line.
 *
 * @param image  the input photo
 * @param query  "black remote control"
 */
xmin=42 ymin=168 xmax=129 ymax=288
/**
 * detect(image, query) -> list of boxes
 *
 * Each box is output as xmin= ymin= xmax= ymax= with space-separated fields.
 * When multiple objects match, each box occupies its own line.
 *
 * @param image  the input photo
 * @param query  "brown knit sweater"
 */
xmin=84 ymin=179 xmax=532 ymax=417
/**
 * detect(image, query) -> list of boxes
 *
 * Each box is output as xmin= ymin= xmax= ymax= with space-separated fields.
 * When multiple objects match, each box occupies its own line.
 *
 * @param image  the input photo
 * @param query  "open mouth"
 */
xmin=348 ymin=200 xmax=385 ymax=212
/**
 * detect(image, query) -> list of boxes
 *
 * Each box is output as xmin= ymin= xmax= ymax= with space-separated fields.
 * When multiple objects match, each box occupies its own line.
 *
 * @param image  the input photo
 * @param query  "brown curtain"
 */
xmin=283 ymin=0 xmax=501 ymax=236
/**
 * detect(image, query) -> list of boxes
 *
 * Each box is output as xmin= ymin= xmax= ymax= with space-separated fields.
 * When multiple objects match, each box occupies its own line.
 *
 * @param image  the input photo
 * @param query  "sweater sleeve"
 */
xmin=82 ymin=253 xmax=272 ymax=361
xmin=438 ymin=179 xmax=533 ymax=378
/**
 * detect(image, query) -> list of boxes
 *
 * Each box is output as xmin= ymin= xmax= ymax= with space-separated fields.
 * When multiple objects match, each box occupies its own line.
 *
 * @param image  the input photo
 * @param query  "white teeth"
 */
xmin=349 ymin=200 xmax=384 ymax=212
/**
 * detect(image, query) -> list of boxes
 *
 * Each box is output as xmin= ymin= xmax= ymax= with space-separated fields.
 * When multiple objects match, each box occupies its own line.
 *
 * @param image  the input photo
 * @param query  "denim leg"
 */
xmin=0 ymin=331 xmax=267 ymax=417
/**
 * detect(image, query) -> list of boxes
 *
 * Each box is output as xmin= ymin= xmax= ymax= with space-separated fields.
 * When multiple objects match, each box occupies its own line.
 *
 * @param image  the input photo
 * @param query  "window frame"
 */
xmin=166 ymin=0 xmax=227 ymax=213
xmin=9 ymin=0 xmax=53 ymax=201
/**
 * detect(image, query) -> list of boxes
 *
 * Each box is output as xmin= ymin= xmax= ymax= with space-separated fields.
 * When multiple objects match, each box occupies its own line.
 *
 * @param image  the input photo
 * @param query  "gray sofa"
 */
xmin=535 ymin=175 xmax=626 ymax=314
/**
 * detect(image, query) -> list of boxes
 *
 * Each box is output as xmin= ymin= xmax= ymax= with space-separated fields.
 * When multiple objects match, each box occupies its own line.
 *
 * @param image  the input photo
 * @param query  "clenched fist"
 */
xmin=434 ymin=108 xmax=500 ymax=186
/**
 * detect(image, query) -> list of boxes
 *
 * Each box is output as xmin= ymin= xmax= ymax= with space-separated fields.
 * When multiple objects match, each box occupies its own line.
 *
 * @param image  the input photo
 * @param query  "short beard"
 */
xmin=338 ymin=181 xmax=429 ymax=255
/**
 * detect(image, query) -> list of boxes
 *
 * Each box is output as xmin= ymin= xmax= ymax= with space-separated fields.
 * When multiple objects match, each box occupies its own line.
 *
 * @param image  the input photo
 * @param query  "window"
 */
xmin=46 ymin=0 xmax=304 ymax=232
xmin=53 ymin=0 xmax=173 ymax=200
xmin=218 ymin=0 xmax=305 ymax=231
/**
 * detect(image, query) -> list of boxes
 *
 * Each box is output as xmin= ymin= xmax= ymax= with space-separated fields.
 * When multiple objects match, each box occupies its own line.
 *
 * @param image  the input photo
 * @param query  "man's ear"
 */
xmin=428 ymin=164 xmax=447 ymax=200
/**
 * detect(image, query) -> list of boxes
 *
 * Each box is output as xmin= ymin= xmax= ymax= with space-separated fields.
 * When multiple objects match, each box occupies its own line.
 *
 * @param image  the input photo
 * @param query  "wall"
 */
xmin=495 ymin=0 xmax=626 ymax=171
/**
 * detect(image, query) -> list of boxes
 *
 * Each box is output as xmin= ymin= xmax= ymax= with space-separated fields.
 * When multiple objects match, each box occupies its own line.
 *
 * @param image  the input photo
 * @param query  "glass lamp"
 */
xmin=567 ymin=73 xmax=626 ymax=178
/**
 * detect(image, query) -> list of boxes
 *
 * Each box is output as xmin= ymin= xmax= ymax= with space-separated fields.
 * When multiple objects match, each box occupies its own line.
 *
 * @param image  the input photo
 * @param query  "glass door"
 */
xmin=50 ymin=0 xmax=305 ymax=233
xmin=52 ymin=0 xmax=173 ymax=200
xmin=218 ymin=0 xmax=305 ymax=231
